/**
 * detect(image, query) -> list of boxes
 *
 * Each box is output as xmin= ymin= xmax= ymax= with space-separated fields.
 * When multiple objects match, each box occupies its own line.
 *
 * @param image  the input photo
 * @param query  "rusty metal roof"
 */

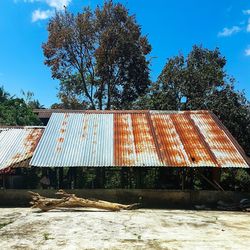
xmin=33 ymin=109 xmax=86 ymax=119
xmin=0 ymin=127 xmax=44 ymax=171
xmin=30 ymin=110 xmax=250 ymax=168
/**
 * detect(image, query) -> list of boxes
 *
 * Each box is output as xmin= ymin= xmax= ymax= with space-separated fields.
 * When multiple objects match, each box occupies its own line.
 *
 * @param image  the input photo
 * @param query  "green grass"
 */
xmin=0 ymin=222 xmax=11 ymax=229
xmin=43 ymin=232 xmax=50 ymax=240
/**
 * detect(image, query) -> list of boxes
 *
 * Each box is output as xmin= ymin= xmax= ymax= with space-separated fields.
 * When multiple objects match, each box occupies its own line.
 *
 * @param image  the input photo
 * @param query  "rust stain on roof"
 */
xmin=130 ymin=113 xmax=160 ymax=166
xmin=191 ymin=113 xmax=247 ymax=167
xmin=58 ymin=137 xmax=64 ymax=143
xmin=25 ymin=129 xmax=43 ymax=153
xmin=114 ymin=113 xmax=136 ymax=166
xmin=170 ymin=113 xmax=217 ymax=167
xmin=0 ymin=127 xmax=44 ymax=171
xmin=154 ymin=114 xmax=194 ymax=166
xmin=31 ymin=111 xmax=249 ymax=168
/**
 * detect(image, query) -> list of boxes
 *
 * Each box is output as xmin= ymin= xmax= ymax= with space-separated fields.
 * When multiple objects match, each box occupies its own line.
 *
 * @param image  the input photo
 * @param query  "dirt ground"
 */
xmin=0 ymin=208 xmax=250 ymax=250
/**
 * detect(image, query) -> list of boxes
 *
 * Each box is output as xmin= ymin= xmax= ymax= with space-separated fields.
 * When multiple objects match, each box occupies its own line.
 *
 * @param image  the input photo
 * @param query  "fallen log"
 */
xmin=29 ymin=190 xmax=139 ymax=212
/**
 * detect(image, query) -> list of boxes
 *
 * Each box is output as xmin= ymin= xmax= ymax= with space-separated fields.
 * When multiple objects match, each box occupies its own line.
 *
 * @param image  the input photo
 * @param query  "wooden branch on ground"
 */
xmin=29 ymin=190 xmax=139 ymax=212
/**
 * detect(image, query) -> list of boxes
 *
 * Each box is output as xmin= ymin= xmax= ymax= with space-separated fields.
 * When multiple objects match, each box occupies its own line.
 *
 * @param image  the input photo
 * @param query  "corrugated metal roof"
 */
xmin=30 ymin=110 xmax=250 ymax=168
xmin=0 ymin=127 xmax=44 ymax=171
xmin=33 ymin=109 xmax=86 ymax=119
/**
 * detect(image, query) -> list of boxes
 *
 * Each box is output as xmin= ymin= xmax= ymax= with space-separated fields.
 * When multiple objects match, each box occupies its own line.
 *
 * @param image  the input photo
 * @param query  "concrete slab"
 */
xmin=0 ymin=208 xmax=249 ymax=249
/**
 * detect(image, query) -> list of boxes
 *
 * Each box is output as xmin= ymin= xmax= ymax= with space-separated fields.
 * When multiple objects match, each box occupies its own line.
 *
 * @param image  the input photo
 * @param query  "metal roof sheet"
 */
xmin=0 ymin=127 xmax=44 ymax=171
xmin=33 ymin=109 xmax=86 ymax=119
xmin=30 ymin=111 xmax=250 ymax=168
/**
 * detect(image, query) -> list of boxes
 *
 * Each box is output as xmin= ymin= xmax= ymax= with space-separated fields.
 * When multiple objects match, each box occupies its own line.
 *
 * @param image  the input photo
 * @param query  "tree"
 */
xmin=51 ymin=74 xmax=89 ymax=109
xmin=43 ymin=0 xmax=151 ymax=110
xmin=21 ymin=90 xmax=44 ymax=109
xmin=0 ymin=86 xmax=41 ymax=126
xmin=0 ymin=86 xmax=10 ymax=102
xmin=135 ymin=45 xmax=250 ymax=191
xmin=137 ymin=45 xmax=250 ymax=156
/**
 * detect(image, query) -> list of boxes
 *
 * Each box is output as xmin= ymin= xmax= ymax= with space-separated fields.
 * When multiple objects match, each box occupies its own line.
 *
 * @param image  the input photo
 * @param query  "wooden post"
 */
xmin=198 ymin=171 xmax=221 ymax=191
xmin=102 ymin=167 xmax=106 ymax=188
xmin=212 ymin=168 xmax=221 ymax=184
xmin=121 ymin=167 xmax=125 ymax=188
xmin=2 ymin=174 xmax=6 ymax=189
xmin=181 ymin=169 xmax=185 ymax=190
xmin=129 ymin=168 xmax=133 ymax=188
xmin=154 ymin=168 xmax=157 ymax=189
xmin=190 ymin=168 xmax=194 ymax=190
xmin=59 ymin=168 xmax=63 ymax=189
xmin=134 ymin=167 xmax=140 ymax=188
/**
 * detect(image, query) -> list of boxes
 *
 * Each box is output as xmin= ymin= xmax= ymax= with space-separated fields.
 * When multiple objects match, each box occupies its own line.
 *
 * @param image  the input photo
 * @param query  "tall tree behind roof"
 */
xmin=43 ymin=0 xmax=151 ymax=110
xmin=136 ymin=45 xmax=250 ymax=156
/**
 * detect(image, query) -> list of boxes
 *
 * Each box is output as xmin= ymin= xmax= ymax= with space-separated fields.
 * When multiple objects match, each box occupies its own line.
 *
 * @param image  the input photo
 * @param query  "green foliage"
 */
xmin=43 ymin=232 xmax=51 ymax=241
xmin=0 ymin=86 xmax=10 ymax=102
xmin=104 ymin=169 xmax=121 ymax=188
xmin=220 ymin=169 xmax=250 ymax=191
xmin=76 ymin=168 xmax=86 ymax=188
xmin=0 ymin=87 xmax=41 ymax=126
xmin=57 ymin=74 xmax=89 ymax=109
xmin=43 ymin=0 xmax=151 ymax=110
xmin=137 ymin=45 xmax=250 ymax=156
xmin=82 ymin=168 xmax=97 ymax=188
xmin=0 ymin=222 xmax=11 ymax=229
xmin=135 ymin=46 xmax=250 ymax=191
xmin=143 ymin=169 xmax=157 ymax=189
xmin=235 ymin=169 xmax=250 ymax=191
xmin=21 ymin=90 xmax=44 ymax=109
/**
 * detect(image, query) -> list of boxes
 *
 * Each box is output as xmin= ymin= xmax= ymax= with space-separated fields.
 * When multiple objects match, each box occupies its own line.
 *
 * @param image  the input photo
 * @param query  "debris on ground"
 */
xmin=217 ymin=199 xmax=250 ymax=211
xmin=194 ymin=205 xmax=210 ymax=210
xmin=29 ymin=190 xmax=139 ymax=212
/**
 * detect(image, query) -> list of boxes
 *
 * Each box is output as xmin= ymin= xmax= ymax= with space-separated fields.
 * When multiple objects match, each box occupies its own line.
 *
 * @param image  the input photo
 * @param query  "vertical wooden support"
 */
xmin=181 ymin=169 xmax=185 ymax=190
xmin=120 ymin=167 xmax=124 ymax=188
xmin=212 ymin=168 xmax=221 ymax=184
xmin=190 ymin=168 xmax=194 ymax=190
xmin=2 ymin=174 xmax=6 ymax=189
xmin=95 ymin=168 xmax=104 ymax=188
xmin=134 ymin=167 xmax=140 ymax=188
xmin=95 ymin=168 xmax=99 ymax=188
xmin=59 ymin=168 xmax=63 ymax=189
xmin=102 ymin=167 xmax=106 ymax=188
xmin=154 ymin=168 xmax=157 ymax=189
xmin=129 ymin=168 xmax=133 ymax=188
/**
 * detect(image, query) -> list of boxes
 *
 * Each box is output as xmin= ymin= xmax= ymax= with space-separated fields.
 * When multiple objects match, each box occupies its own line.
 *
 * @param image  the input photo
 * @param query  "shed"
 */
xmin=30 ymin=110 xmax=250 ymax=168
xmin=0 ymin=127 xmax=44 ymax=173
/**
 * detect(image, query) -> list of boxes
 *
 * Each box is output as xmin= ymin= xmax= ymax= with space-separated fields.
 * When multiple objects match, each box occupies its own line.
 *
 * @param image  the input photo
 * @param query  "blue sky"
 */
xmin=0 ymin=0 xmax=250 ymax=107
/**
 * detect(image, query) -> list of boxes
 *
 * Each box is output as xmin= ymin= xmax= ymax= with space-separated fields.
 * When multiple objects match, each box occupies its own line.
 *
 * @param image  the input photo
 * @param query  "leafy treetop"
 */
xmin=43 ymin=0 xmax=151 ymax=110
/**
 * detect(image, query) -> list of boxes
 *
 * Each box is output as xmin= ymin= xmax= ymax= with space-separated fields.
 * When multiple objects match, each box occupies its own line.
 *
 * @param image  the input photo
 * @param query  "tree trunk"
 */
xmin=29 ymin=190 xmax=139 ymax=212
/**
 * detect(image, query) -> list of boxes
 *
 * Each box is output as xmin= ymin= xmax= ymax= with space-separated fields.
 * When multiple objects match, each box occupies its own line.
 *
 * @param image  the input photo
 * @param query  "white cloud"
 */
xmin=15 ymin=0 xmax=71 ymax=22
xmin=243 ymin=9 xmax=250 ymax=15
xmin=32 ymin=9 xmax=53 ymax=22
xmin=245 ymin=47 xmax=250 ymax=56
xmin=218 ymin=26 xmax=241 ymax=37
xmin=46 ymin=0 xmax=71 ymax=11
xmin=16 ymin=0 xmax=71 ymax=10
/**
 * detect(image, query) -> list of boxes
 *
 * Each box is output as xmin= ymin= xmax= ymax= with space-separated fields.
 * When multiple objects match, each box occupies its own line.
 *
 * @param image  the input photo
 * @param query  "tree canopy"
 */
xmin=0 ymin=86 xmax=41 ymax=126
xmin=137 ymin=45 xmax=250 ymax=156
xmin=43 ymin=0 xmax=151 ymax=110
